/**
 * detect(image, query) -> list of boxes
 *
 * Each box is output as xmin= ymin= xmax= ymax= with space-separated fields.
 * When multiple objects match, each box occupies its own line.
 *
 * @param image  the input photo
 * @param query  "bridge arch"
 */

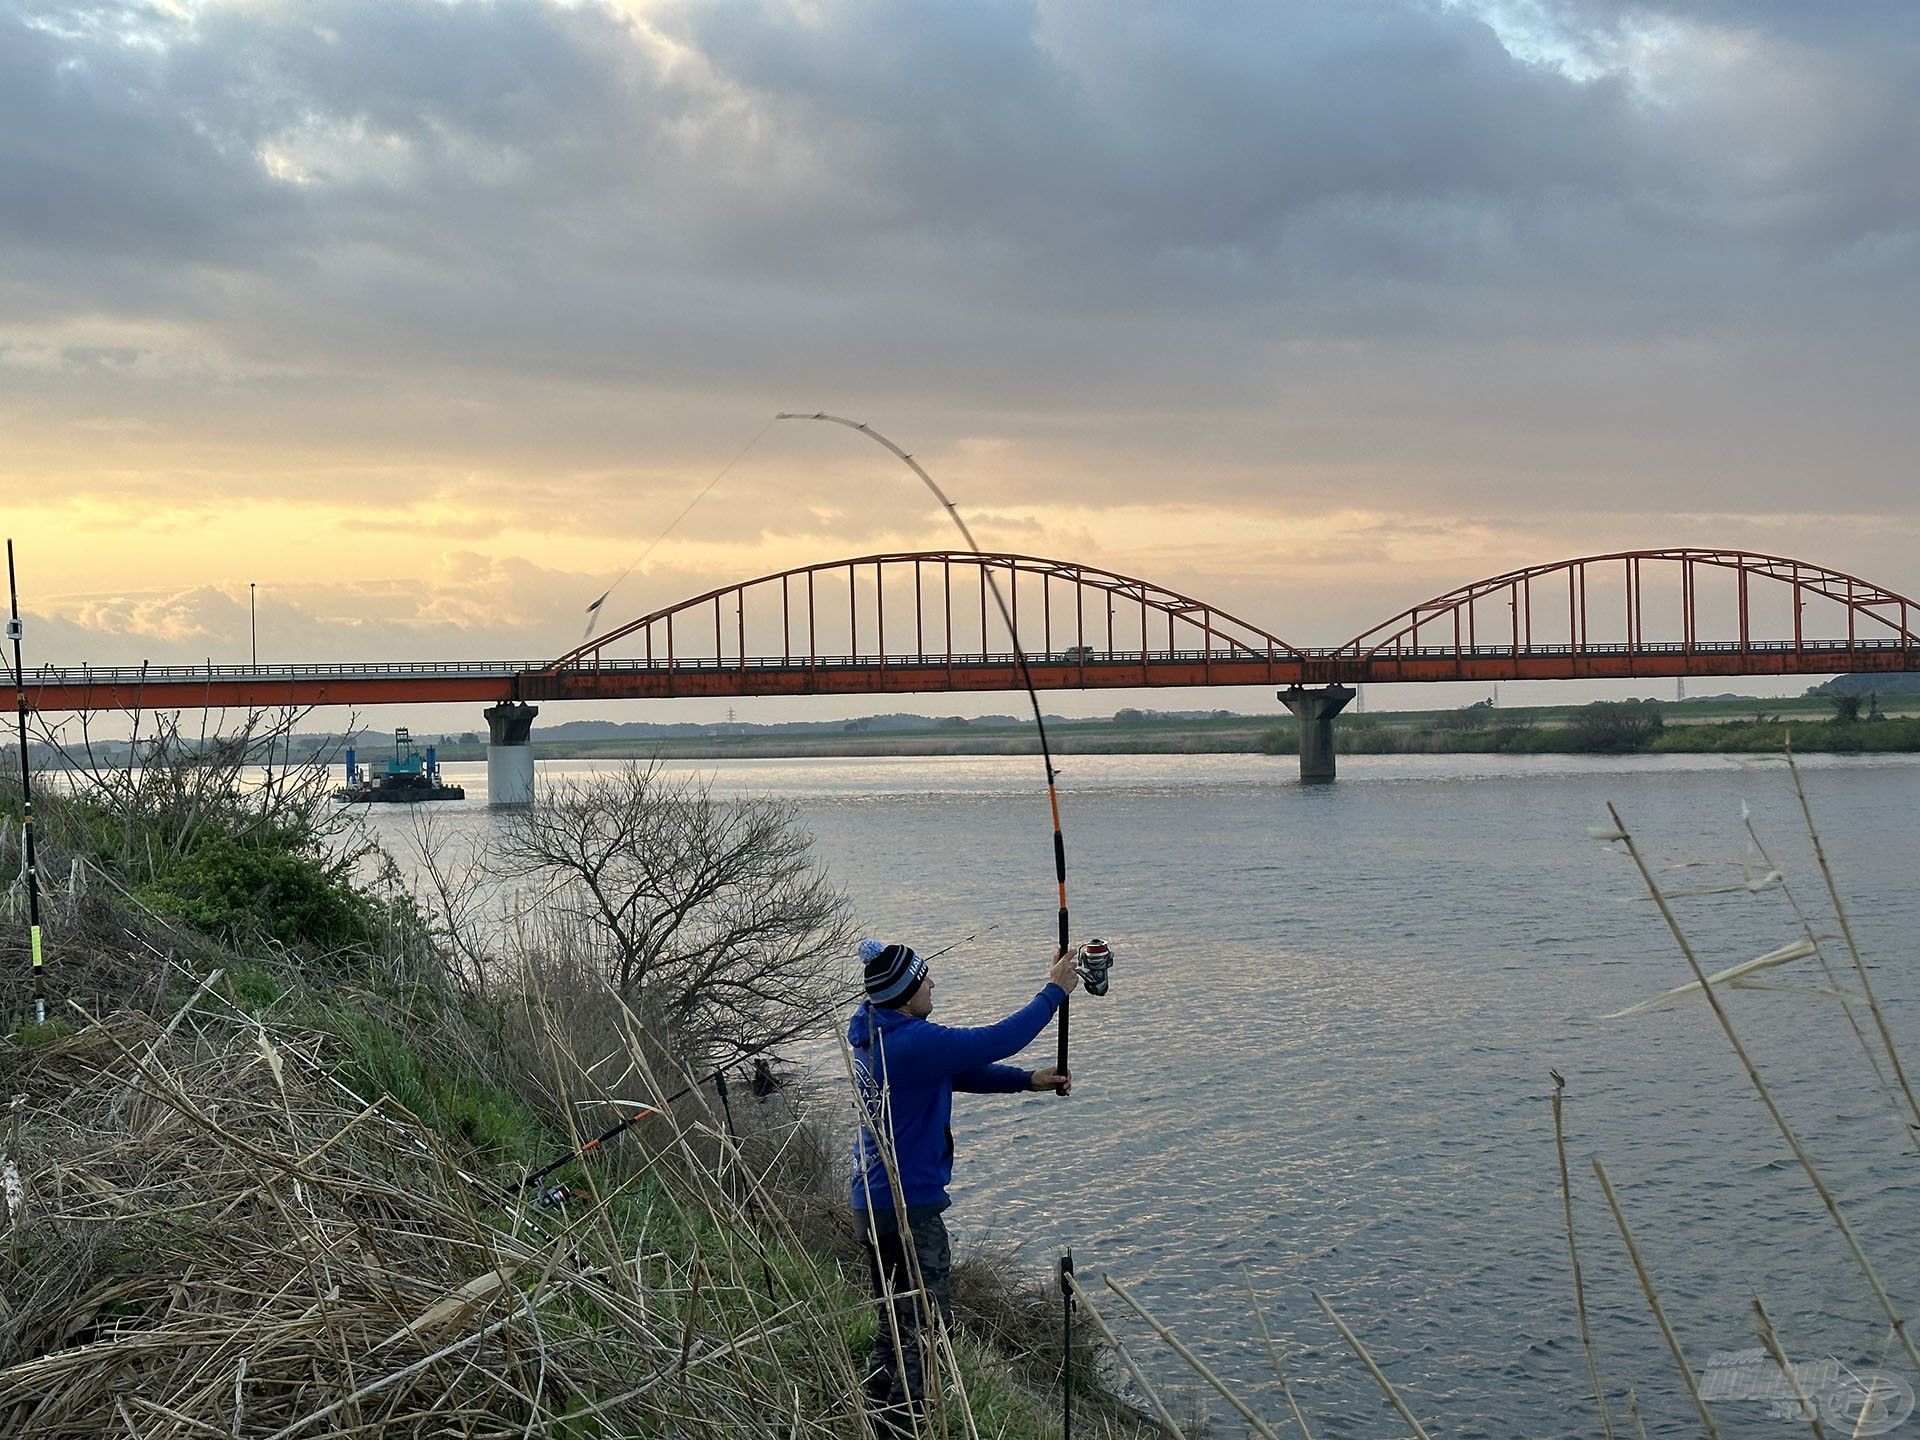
xmin=1331 ymin=549 xmax=1920 ymax=664
xmin=546 ymin=550 xmax=1305 ymax=673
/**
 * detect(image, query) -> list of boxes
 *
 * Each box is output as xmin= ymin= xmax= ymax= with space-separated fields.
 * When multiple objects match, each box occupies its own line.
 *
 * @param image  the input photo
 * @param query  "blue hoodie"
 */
xmin=848 ymin=983 xmax=1066 ymax=1212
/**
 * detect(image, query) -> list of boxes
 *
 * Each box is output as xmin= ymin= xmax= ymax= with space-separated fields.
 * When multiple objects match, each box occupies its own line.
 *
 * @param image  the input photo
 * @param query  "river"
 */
xmin=352 ymin=751 xmax=1920 ymax=1438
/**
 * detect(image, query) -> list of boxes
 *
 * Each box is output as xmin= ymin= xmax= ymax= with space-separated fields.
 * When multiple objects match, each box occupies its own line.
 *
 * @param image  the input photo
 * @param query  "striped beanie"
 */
xmin=863 ymin=941 xmax=927 ymax=1007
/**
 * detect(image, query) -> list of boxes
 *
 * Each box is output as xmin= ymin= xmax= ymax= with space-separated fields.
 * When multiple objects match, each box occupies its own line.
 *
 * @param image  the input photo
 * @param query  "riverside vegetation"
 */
xmin=0 ymin=713 xmax=1146 ymax=1438
xmin=1262 ymin=693 xmax=1920 ymax=759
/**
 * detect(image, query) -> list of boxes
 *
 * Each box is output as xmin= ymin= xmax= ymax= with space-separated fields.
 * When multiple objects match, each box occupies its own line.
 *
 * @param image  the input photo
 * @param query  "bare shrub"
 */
xmin=496 ymin=761 xmax=853 ymax=1067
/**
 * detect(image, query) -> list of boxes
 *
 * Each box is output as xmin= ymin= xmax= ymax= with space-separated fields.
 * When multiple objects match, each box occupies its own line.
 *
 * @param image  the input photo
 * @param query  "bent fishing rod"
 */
xmin=522 ymin=929 xmax=991 ymax=1194
xmin=774 ymin=413 xmax=1114 ymax=1087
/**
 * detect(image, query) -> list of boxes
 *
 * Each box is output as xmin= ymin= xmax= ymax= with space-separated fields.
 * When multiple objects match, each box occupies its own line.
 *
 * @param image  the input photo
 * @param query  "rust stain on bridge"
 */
xmin=22 ymin=549 xmax=1920 ymax=713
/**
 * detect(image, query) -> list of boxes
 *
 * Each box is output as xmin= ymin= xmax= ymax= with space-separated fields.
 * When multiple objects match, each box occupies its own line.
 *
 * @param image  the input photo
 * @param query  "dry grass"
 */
xmin=0 ymin=914 xmax=1157 ymax=1439
xmin=0 ymin=954 xmax=885 ymax=1437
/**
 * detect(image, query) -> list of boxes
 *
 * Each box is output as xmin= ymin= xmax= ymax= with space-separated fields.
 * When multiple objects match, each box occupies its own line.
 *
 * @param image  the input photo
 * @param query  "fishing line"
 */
xmin=774 ymin=412 xmax=1081 ymax=1086
xmin=577 ymin=416 xmax=779 ymax=644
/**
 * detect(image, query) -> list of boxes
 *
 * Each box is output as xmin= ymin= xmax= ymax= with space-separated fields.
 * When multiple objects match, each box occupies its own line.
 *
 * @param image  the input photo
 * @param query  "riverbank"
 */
xmin=1311 ymin=703 xmax=1920 ymax=757
xmin=0 ymin=767 xmax=1142 ymax=1438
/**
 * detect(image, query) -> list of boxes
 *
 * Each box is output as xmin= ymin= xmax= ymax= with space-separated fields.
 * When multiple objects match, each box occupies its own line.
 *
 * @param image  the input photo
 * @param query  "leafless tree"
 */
xmin=398 ymin=806 xmax=501 ymax=997
xmin=496 ymin=761 xmax=852 ymax=1063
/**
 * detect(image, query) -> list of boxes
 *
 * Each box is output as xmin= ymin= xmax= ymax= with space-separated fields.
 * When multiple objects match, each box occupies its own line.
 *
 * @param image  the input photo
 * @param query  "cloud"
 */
xmin=4 ymin=0 xmax=1918 ymax=674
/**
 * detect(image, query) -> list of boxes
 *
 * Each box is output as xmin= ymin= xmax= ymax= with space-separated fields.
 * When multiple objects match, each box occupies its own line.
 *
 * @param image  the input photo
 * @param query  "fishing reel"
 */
xmin=1076 ymin=938 xmax=1115 ymax=997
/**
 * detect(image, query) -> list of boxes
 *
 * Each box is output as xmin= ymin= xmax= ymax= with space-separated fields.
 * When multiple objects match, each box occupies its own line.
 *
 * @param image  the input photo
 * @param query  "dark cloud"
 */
xmin=2 ymin=0 xmax=1917 ymax=530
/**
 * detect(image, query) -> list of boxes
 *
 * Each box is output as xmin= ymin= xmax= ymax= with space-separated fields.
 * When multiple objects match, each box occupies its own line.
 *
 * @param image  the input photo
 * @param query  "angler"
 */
xmin=850 ymin=938 xmax=1080 ymax=1431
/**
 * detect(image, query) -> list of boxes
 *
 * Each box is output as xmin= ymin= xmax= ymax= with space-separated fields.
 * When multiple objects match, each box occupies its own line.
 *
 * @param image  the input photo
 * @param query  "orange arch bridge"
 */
xmin=20 ymin=548 xmax=1920 ymax=716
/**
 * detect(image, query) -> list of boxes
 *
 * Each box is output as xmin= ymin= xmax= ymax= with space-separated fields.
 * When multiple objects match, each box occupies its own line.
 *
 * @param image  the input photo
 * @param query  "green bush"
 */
xmin=134 ymin=837 xmax=382 ymax=951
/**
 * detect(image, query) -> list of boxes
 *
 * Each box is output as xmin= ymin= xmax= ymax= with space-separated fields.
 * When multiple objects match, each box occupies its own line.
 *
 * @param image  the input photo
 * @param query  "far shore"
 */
xmin=426 ymin=694 xmax=1920 ymax=762
xmin=22 ymin=691 xmax=1920 ymax=768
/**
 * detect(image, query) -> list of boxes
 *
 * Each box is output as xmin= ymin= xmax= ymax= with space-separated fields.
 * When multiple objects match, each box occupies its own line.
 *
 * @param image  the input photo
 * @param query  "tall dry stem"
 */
xmin=1066 ymin=1271 xmax=1188 ymax=1439
xmin=1608 ymin=801 xmax=1920 ymax=1375
xmin=1309 ymin=1292 xmax=1434 ymax=1440
xmin=1624 ymin=1387 xmax=1651 ymax=1440
xmin=1242 ymin=1273 xmax=1314 ymax=1440
xmin=1752 ymin=1296 xmax=1828 ymax=1440
xmin=1784 ymin=748 xmax=1920 ymax=1146
xmin=1740 ymin=808 xmax=1895 ymax=1107
xmin=1550 ymin=1070 xmax=1615 ymax=1440
xmin=1105 ymin=1275 xmax=1286 ymax=1440
xmin=1589 ymin=1157 xmax=1720 ymax=1440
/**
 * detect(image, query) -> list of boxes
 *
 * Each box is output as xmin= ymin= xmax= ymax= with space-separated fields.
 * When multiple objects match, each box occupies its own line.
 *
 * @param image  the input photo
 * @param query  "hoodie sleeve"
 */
xmin=953 ymin=1062 xmax=1032 ymax=1093
xmin=897 ymin=984 xmax=1064 ymax=1077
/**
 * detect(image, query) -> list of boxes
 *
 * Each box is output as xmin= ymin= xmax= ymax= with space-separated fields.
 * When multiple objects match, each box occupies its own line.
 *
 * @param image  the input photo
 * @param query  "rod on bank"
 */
xmin=522 ymin=930 xmax=991 ymax=1192
xmin=6 ymin=539 xmax=46 ymax=1027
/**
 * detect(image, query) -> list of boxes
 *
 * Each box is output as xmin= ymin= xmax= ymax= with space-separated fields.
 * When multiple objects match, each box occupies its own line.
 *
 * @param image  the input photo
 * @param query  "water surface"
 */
xmin=358 ymin=751 xmax=1920 ymax=1437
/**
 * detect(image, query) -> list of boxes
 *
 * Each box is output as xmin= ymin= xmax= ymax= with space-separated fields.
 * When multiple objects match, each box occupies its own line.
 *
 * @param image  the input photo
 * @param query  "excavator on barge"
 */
xmin=334 ymin=728 xmax=465 ymax=804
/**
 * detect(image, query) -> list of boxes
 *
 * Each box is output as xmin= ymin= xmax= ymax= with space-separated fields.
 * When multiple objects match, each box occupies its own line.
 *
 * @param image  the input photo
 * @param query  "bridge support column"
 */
xmin=484 ymin=702 xmax=539 ymax=808
xmin=1279 ymin=684 xmax=1354 ymax=783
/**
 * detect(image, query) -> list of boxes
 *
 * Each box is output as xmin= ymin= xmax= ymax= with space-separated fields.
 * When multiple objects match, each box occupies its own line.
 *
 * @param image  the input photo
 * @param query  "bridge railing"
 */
xmin=21 ymin=660 xmax=550 ymax=684
xmin=21 ymin=636 xmax=1919 ymax=688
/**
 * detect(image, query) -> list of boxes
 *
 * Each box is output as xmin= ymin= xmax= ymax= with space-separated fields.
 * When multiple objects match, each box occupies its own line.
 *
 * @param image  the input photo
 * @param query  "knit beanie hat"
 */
xmin=862 ymin=941 xmax=927 ymax=1007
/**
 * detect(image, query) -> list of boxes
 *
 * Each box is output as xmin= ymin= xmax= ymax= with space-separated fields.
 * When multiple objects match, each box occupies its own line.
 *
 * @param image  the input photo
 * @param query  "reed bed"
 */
xmin=0 ymin=973 xmax=864 ymax=1436
xmin=0 ymin=914 xmax=1152 ymax=1439
xmin=0 ymin=758 xmax=1157 ymax=1436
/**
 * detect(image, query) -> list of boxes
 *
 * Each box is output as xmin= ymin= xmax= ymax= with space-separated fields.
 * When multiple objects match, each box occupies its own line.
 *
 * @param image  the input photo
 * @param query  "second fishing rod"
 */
xmin=522 ymin=928 xmax=995 ymax=1197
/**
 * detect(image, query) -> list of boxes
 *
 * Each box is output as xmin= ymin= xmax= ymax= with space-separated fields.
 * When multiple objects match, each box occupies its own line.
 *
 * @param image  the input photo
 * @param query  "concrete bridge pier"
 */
xmin=1279 ymin=684 xmax=1355 ymax=783
xmin=484 ymin=702 xmax=539 ymax=807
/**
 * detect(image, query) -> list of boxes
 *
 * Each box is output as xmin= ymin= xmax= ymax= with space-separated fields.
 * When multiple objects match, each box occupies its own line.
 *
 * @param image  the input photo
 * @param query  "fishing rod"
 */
xmin=522 ymin=928 xmax=992 ymax=1196
xmin=6 ymin=540 xmax=46 ymax=1027
xmin=774 ymin=413 xmax=1115 ymax=1087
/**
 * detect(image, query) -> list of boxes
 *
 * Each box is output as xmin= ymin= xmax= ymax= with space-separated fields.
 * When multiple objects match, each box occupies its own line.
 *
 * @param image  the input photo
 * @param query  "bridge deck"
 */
xmin=18 ymin=639 xmax=1920 ymax=712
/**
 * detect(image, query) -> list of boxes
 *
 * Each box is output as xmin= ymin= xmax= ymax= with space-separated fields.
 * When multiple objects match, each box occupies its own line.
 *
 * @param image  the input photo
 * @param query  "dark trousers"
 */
xmin=857 ymin=1205 xmax=953 ymax=1424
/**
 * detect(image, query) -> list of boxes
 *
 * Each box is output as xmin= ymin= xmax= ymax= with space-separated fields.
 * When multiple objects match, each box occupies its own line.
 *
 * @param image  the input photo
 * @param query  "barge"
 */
xmin=334 ymin=728 xmax=466 ymax=804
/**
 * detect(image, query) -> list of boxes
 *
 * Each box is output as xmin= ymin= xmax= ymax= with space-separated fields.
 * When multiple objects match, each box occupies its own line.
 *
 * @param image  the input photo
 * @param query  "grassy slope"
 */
xmin=0 ymin=783 xmax=1141 ymax=1438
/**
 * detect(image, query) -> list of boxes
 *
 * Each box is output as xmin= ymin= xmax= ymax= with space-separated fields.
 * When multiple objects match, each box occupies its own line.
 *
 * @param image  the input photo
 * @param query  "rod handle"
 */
xmin=1054 ymin=996 xmax=1069 ymax=1096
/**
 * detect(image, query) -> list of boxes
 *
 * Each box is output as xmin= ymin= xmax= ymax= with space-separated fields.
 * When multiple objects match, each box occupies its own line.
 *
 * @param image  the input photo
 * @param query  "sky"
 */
xmin=6 ymin=0 xmax=1918 ymax=730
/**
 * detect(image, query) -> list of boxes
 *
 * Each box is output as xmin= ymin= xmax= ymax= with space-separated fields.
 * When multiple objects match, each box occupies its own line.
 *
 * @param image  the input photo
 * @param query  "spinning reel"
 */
xmin=1075 ymin=938 xmax=1115 ymax=997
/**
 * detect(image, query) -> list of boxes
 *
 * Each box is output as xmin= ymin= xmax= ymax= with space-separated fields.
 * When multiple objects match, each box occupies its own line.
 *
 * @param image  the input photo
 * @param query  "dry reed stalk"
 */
xmin=1308 ymin=1292 xmax=1434 ymax=1440
xmin=1588 ymin=1157 xmax=1720 ymax=1440
xmin=1751 ymin=1296 xmax=1828 ymax=1440
xmin=1104 ymin=1274 xmax=1287 ymax=1440
xmin=1624 ymin=1386 xmax=1650 ymax=1440
xmin=1240 ymin=1274 xmax=1314 ymax=1440
xmin=1783 ymin=749 xmax=1920 ymax=1146
xmin=1549 ymin=1070 xmax=1615 ymax=1440
xmin=1608 ymin=801 xmax=1920 ymax=1375
xmin=833 ymin=1020 xmax=938 ymax=1428
xmin=1065 ymin=1271 xmax=1188 ymax=1439
xmin=1739 ymin=811 xmax=1898 ymax=1109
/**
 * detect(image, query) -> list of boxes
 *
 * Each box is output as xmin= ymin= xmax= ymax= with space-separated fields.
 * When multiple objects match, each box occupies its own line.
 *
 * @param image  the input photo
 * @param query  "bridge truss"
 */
xmin=17 ymin=549 xmax=1920 ymax=712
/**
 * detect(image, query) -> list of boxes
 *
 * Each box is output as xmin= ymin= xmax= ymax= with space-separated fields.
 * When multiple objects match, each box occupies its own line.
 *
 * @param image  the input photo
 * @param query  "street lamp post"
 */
xmin=250 ymin=583 xmax=257 ymax=669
